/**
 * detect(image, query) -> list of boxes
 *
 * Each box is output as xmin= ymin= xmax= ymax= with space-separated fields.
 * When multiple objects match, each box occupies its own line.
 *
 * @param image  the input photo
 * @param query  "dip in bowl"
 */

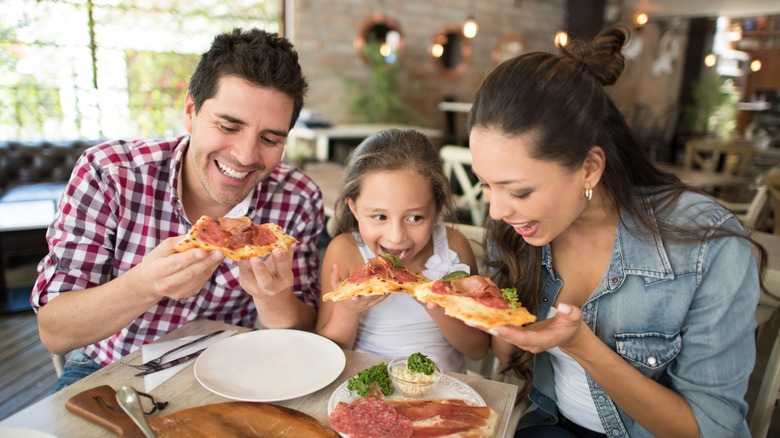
xmin=387 ymin=355 xmax=441 ymax=398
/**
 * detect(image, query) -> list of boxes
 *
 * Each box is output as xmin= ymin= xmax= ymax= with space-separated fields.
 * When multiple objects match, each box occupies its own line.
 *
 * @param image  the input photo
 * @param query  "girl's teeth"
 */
xmin=216 ymin=161 xmax=249 ymax=179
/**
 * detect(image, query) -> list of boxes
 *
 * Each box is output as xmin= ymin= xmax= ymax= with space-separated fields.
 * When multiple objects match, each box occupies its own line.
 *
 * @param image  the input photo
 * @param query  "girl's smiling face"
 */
xmin=347 ymin=168 xmax=439 ymax=268
xmin=470 ymin=127 xmax=589 ymax=246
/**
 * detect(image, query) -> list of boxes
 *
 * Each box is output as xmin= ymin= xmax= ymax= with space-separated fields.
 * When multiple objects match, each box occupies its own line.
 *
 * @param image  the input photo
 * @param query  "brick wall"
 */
xmin=291 ymin=0 xmax=566 ymax=128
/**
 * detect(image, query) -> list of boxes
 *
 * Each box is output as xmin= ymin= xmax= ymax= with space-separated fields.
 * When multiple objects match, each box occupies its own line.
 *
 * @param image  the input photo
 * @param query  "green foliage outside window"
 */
xmin=125 ymin=50 xmax=199 ymax=137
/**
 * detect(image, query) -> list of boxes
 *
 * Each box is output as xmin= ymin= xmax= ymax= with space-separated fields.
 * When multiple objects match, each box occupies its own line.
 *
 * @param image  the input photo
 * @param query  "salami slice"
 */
xmin=328 ymin=397 xmax=412 ymax=438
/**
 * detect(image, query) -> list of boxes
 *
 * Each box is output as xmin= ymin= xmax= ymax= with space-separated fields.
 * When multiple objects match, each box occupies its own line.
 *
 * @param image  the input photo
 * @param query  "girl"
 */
xmin=467 ymin=26 xmax=765 ymax=437
xmin=316 ymin=128 xmax=489 ymax=373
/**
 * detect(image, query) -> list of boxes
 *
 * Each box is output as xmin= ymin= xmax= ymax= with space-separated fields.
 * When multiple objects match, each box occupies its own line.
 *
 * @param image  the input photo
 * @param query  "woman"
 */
xmin=467 ymin=25 xmax=764 ymax=437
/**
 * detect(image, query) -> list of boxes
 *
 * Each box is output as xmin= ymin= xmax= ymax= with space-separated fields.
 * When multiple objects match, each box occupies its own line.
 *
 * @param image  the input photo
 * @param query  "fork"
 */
xmin=127 ymin=329 xmax=225 ymax=371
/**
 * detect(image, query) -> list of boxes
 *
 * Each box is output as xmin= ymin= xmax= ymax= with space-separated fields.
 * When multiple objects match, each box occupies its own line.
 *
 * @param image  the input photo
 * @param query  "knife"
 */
xmin=135 ymin=348 xmax=207 ymax=377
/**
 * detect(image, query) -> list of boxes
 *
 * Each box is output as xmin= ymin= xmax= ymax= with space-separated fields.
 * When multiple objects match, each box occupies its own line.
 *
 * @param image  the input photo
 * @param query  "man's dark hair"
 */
xmin=188 ymin=28 xmax=308 ymax=129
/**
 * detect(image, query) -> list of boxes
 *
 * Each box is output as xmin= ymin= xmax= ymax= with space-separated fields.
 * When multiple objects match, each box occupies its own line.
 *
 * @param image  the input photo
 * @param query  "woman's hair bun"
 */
xmin=559 ymin=25 xmax=629 ymax=86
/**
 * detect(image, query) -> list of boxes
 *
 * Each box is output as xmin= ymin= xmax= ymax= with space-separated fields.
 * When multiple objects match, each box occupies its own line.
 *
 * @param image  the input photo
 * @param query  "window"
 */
xmin=1 ymin=0 xmax=281 ymax=140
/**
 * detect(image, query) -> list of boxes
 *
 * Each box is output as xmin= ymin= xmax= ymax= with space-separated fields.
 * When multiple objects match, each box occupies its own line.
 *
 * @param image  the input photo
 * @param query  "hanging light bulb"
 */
xmin=554 ymin=31 xmax=569 ymax=47
xmin=463 ymin=18 xmax=478 ymax=39
xmin=750 ymin=59 xmax=762 ymax=72
xmin=431 ymin=43 xmax=444 ymax=58
xmin=635 ymin=13 xmax=648 ymax=28
xmin=462 ymin=0 xmax=478 ymax=39
xmin=704 ymin=53 xmax=717 ymax=67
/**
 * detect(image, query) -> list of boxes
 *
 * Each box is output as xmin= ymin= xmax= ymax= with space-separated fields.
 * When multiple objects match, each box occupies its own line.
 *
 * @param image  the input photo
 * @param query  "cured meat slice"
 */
xmin=329 ymin=397 xmax=413 ymax=438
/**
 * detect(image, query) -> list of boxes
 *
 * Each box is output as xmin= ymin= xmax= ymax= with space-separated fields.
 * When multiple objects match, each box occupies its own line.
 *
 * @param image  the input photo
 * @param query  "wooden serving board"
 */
xmin=65 ymin=385 xmax=339 ymax=437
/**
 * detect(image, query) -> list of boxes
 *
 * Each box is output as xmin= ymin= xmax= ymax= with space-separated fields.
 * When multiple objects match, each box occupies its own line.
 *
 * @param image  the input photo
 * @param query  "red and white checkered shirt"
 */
xmin=31 ymin=135 xmax=324 ymax=367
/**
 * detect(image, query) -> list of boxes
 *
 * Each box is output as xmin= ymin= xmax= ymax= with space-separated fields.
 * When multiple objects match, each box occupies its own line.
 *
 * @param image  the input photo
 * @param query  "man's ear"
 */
xmin=183 ymin=92 xmax=196 ymax=134
xmin=583 ymin=145 xmax=606 ymax=188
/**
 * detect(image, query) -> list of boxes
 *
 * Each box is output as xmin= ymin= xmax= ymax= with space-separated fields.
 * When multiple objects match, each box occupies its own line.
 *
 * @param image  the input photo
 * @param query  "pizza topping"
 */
xmin=382 ymin=253 xmax=404 ymax=268
xmin=441 ymin=270 xmax=469 ymax=282
xmin=346 ymin=255 xmax=425 ymax=285
xmin=501 ymin=288 xmax=519 ymax=309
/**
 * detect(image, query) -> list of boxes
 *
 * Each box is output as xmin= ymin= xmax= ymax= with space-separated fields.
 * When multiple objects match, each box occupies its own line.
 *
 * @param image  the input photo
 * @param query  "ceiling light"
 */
xmin=750 ymin=59 xmax=762 ymax=72
xmin=635 ymin=13 xmax=648 ymax=28
xmin=554 ymin=31 xmax=568 ymax=47
xmin=704 ymin=53 xmax=717 ymax=67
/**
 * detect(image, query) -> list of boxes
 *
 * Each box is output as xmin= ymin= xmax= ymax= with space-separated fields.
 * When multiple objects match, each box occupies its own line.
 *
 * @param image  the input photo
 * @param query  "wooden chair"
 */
xmin=684 ymin=139 xmax=759 ymax=179
xmin=440 ymin=145 xmax=487 ymax=226
xmin=765 ymin=168 xmax=780 ymax=235
xmin=717 ymin=176 xmax=770 ymax=232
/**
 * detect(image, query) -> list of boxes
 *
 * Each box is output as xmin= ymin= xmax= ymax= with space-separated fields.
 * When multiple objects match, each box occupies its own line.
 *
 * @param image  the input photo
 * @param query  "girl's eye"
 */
xmin=479 ymin=182 xmax=490 ymax=190
xmin=370 ymin=214 xmax=387 ymax=221
xmin=408 ymin=215 xmax=424 ymax=223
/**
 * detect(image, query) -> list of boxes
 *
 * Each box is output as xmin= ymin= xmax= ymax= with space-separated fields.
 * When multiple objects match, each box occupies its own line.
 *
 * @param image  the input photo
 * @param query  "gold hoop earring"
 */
xmin=584 ymin=184 xmax=593 ymax=201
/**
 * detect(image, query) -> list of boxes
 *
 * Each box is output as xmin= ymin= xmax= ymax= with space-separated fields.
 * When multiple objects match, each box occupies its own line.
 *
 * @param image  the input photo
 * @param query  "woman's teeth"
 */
xmin=512 ymin=222 xmax=536 ymax=231
xmin=216 ymin=161 xmax=250 ymax=179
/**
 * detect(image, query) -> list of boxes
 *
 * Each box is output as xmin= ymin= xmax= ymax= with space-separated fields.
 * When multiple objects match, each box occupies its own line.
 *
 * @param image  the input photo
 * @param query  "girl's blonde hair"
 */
xmin=331 ymin=128 xmax=456 ymax=236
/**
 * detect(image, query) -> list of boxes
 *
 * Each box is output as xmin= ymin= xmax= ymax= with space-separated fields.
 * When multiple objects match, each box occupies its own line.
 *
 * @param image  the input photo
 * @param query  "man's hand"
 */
xmin=237 ymin=248 xmax=295 ymax=299
xmin=137 ymin=236 xmax=225 ymax=301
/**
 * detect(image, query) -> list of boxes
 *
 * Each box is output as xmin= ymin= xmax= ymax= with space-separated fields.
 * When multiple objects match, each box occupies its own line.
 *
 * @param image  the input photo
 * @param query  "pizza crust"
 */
xmin=322 ymin=273 xmax=428 ymax=302
xmin=174 ymin=216 xmax=298 ymax=261
xmin=414 ymin=283 xmax=536 ymax=328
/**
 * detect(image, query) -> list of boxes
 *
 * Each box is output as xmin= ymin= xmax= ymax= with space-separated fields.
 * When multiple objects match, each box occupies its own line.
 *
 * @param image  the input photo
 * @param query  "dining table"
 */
xmin=0 ymin=319 xmax=520 ymax=437
xmin=655 ymin=162 xmax=751 ymax=190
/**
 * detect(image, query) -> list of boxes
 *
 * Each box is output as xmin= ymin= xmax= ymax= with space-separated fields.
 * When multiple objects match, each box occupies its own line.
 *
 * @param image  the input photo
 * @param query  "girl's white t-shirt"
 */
xmin=352 ymin=223 xmax=469 ymax=372
xmin=546 ymin=306 xmax=606 ymax=433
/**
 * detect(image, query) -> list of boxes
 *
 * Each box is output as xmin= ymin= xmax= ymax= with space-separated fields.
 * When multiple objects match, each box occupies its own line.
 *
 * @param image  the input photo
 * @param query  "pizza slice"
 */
xmin=174 ymin=215 xmax=298 ymax=261
xmin=321 ymin=254 xmax=430 ymax=302
xmin=413 ymin=271 xmax=536 ymax=328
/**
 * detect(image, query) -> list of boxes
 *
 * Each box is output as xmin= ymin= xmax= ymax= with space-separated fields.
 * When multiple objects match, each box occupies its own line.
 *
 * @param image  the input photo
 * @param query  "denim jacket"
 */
xmin=515 ymin=190 xmax=760 ymax=437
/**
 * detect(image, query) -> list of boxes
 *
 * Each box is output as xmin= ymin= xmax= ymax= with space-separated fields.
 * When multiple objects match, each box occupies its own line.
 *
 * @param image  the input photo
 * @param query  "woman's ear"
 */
xmin=583 ymin=146 xmax=607 ymax=187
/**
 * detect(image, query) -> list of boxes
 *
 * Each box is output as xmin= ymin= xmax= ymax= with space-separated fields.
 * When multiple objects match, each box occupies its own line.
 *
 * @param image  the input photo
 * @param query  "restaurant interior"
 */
xmin=2 ymin=0 xmax=780 ymax=436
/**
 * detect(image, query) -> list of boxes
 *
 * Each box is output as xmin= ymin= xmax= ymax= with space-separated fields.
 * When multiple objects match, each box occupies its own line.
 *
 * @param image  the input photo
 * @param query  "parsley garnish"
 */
xmin=347 ymin=363 xmax=395 ymax=397
xmin=407 ymin=352 xmax=435 ymax=375
xmin=501 ymin=288 xmax=519 ymax=309
xmin=381 ymin=253 xmax=404 ymax=268
xmin=442 ymin=270 xmax=469 ymax=282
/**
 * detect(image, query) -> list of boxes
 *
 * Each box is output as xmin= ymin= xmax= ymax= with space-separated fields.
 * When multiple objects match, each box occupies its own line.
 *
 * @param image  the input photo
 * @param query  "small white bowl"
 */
xmin=387 ymin=356 xmax=441 ymax=398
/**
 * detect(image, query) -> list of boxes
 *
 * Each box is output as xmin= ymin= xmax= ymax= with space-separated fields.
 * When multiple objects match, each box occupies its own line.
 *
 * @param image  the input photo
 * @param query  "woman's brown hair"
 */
xmin=468 ymin=25 xmax=768 ymax=396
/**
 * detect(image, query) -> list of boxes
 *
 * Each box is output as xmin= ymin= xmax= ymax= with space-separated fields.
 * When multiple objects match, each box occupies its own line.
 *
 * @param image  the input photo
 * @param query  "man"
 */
xmin=31 ymin=28 xmax=324 ymax=391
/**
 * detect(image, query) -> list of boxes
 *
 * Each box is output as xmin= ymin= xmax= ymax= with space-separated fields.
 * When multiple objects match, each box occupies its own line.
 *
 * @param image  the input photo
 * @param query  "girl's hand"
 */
xmin=328 ymin=262 xmax=388 ymax=313
xmin=488 ymin=303 xmax=586 ymax=354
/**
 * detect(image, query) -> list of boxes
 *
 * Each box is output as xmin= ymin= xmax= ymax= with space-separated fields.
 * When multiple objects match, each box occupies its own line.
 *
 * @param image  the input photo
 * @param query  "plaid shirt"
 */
xmin=31 ymin=135 xmax=324 ymax=367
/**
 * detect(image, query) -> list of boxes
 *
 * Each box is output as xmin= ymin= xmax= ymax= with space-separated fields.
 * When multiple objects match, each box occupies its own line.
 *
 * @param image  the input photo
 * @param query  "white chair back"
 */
xmin=440 ymin=145 xmax=487 ymax=226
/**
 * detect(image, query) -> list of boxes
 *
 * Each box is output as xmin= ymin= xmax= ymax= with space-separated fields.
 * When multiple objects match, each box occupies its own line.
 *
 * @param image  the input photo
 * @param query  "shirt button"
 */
xmin=611 ymin=429 xmax=620 ymax=436
xmin=648 ymin=357 xmax=658 ymax=366
xmin=47 ymin=260 xmax=53 ymax=266
xmin=586 ymin=303 xmax=594 ymax=310
xmin=543 ymin=297 xmax=549 ymax=303
xmin=611 ymin=276 xmax=619 ymax=284
xmin=598 ymin=395 xmax=607 ymax=402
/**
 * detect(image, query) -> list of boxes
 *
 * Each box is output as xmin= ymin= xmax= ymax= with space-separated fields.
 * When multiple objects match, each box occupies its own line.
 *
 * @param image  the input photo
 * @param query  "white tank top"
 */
xmin=546 ymin=307 xmax=606 ymax=433
xmin=352 ymin=223 xmax=470 ymax=372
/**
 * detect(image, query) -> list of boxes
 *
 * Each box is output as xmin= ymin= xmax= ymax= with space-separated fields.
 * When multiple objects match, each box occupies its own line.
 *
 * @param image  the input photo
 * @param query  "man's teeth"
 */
xmin=216 ymin=161 xmax=250 ymax=179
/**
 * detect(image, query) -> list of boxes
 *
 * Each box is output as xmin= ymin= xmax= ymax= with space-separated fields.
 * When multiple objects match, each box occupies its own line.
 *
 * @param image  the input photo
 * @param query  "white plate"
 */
xmin=327 ymin=373 xmax=486 ymax=414
xmin=0 ymin=428 xmax=57 ymax=438
xmin=194 ymin=329 xmax=346 ymax=402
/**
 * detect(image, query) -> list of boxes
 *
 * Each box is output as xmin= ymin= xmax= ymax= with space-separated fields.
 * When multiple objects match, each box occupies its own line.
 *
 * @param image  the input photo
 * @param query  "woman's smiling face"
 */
xmin=469 ymin=127 xmax=588 ymax=246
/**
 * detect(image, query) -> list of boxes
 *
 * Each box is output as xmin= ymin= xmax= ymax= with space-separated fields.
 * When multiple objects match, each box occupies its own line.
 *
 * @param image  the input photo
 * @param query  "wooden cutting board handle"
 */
xmin=66 ymin=385 xmax=340 ymax=437
xmin=65 ymin=385 xmax=145 ymax=438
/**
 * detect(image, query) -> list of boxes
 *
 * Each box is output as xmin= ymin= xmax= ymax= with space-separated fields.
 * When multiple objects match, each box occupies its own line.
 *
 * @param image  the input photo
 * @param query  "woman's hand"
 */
xmin=488 ymin=303 xmax=586 ymax=353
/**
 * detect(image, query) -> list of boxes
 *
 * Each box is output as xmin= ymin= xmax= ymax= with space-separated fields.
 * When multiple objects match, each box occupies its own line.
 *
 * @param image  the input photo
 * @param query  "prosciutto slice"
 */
xmin=449 ymin=276 xmax=502 ymax=298
xmin=387 ymin=399 xmax=495 ymax=438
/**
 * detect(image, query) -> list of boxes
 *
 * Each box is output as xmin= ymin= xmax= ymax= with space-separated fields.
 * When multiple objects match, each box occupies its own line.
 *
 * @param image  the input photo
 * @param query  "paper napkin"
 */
xmin=142 ymin=329 xmax=237 ymax=391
